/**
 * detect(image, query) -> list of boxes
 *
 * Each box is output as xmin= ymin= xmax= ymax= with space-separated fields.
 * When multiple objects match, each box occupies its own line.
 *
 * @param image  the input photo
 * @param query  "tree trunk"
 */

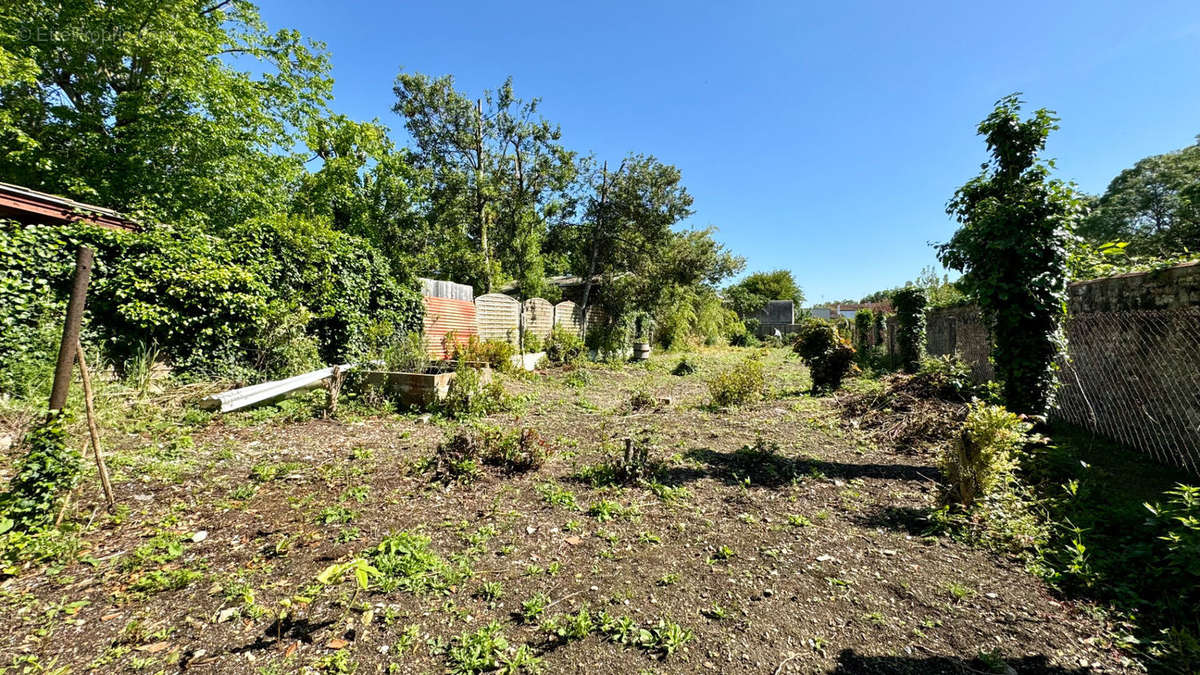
xmin=475 ymin=99 xmax=491 ymax=293
xmin=580 ymin=162 xmax=607 ymax=313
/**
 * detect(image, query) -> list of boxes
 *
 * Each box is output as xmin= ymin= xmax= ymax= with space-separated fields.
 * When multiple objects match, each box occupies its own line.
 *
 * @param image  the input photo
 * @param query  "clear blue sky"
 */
xmin=257 ymin=0 xmax=1200 ymax=303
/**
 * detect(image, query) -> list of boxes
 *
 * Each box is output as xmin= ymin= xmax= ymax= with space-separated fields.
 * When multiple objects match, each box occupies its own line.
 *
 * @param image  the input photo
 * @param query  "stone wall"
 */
xmin=894 ymin=262 xmax=1200 ymax=473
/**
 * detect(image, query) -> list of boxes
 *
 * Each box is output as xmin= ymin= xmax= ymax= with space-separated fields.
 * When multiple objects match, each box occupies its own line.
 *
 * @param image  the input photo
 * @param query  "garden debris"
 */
xmin=835 ymin=371 xmax=970 ymax=454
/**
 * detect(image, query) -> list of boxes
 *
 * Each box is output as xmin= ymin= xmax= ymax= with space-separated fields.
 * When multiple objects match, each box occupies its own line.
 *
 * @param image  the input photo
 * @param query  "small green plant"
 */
xmin=671 ymin=355 xmax=697 ymax=376
xmin=945 ymin=581 xmax=976 ymax=602
xmin=250 ymin=461 xmax=304 ymax=483
xmin=454 ymin=335 xmax=518 ymax=374
xmin=646 ymin=618 xmax=693 ymax=658
xmin=940 ymin=402 xmax=1033 ymax=507
xmin=473 ymin=581 xmax=503 ymax=602
xmin=588 ymin=500 xmax=621 ymax=522
xmin=545 ymin=326 xmax=585 ymax=366
xmin=519 ymin=592 xmax=550 ymax=624
xmin=445 ymin=621 xmax=526 ymax=674
xmin=441 ymin=362 xmax=512 ymax=418
xmin=542 ymin=605 xmax=595 ymax=641
xmin=628 ymin=386 xmax=656 ymax=411
xmin=536 ymin=483 xmax=579 ymax=510
xmin=367 ymin=531 xmax=453 ymax=594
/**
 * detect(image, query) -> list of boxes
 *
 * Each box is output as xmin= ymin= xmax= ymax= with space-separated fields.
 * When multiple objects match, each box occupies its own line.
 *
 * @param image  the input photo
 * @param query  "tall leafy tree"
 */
xmin=392 ymin=73 xmax=572 ymax=294
xmin=563 ymin=154 xmax=695 ymax=312
xmin=939 ymin=94 xmax=1085 ymax=415
xmin=1077 ymin=141 xmax=1200 ymax=256
xmin=291 ymin=114 xmax=431 ymax=279
xmin=723 ymin=269 xmax=805 ymax=320
xmin=0 ymin=0 xmax=331 ymax=229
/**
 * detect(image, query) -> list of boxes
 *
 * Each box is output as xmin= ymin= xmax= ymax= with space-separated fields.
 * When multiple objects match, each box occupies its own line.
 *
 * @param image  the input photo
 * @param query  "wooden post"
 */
xmin=76 ymin=338 xmax=116 ymax=511
xmin=48 ymin=246 xmax=93 ymax=412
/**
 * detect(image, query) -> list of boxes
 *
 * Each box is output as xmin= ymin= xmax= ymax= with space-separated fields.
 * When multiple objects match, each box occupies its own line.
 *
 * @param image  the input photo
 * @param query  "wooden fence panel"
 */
xmin=475 ymin=293 xmax=521 ymax=344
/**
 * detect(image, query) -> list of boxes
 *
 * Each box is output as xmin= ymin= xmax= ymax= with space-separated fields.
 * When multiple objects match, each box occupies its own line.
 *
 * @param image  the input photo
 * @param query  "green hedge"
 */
xmin=0 ymin=217 xmax=423 ymax=387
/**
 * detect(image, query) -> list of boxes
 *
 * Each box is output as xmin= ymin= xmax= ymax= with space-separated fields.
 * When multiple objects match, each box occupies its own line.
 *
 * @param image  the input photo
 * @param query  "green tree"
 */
xmin=723 ymin=269 xmax=805 ymax=320
xmin=0 ymin=0 xmax=331 ymax=230
xmin=562 ymin=154 xmax=697 ymax=313
xmin=392 ymin=73 xmax=573 ymax=294
xmin=1077 ymin=142 xmax=1200 ymax=257
xmin=939 ymin=94 xmax=1085 ymax=415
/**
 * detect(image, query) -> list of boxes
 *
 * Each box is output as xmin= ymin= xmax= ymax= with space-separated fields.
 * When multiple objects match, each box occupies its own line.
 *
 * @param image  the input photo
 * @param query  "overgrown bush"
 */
xmin=892 ymin=286 xmax=927 ymax=373
xmin=940 ymin=402 xmax=1033 ymax=507
xmin=916 ymin=355 xmax=975 ymax=401
xmin=440 ymin=362 xmax=511 ymax=418
xmin=707 ymin=353 xmax=768 ymax=407
xmin=430 ymin=425 xmax=554 ymax=482
xmin=363 ymin=324 xmax=429 ymax=372
xmin=522 ymin=331 xmax=544 ymax=353
xmin=545 ymin=326 xmax=585 ymax=366
xmin=0 ymin=217 xmax=424 ymax=387
xmin=454 ymin=335 xmax=517 ymax=373
xmin=0 ymin=412 xmax=78 ymax=531
xmin=792 ymin=320 xmax=855 ymax=394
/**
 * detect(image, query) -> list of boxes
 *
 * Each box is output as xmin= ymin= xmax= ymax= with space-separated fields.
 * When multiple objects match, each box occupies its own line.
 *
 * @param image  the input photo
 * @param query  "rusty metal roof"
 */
xmin=0 ymin=181 xmax=139 ymax=232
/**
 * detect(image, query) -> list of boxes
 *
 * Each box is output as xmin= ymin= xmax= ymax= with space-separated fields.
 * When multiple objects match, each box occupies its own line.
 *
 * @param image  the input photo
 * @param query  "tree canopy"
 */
xmin=723 ymin=269 xmax=805 ymax=320
xmin=1077 ymin=141 xmax=1200 ymax=257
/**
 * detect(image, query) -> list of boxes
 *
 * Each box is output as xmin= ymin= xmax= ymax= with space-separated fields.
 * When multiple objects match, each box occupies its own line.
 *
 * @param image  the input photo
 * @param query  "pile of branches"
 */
xmin=836 ymin=367 xmax=974 ymax=454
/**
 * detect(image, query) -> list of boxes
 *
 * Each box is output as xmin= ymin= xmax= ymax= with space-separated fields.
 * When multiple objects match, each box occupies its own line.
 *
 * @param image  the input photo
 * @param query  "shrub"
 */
xmin=707 ymin=354 xmax=768 ymax=407
xmin=364 ymin=325 xmax=429 ymax=373
xmin=792 ymin=320 xmax=856 ymax=394
xmin=522 ymin=331 xmax=543 ymax=353
xmin=892 ymin=287 xmax=927 ymax=373
xmin=671 ymin=355 xmax=697 ymax=376
xmin=940 ymin=402 xmax=1033 ymax=507
xmin=1145 ymin=484 xmax=1200 ymax=596
xmin=454 ymin=336 xmax=517 ymax=373
xmin=440 ymin=363 xmax=511 ymax=419
xmin=0 ymin=217 xmax=423 ymax=386
xmin=432 ymin=426 xmax=553 ymax=481
xmin=545 ymin=326 xmax=585 ymax=365
xmin=916 ymin=355 xmax=974 ymax=401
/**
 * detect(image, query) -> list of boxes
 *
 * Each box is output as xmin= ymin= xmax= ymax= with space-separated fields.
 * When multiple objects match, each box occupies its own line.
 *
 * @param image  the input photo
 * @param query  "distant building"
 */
xmin=803 ymin=307 xmax=833 ymax=320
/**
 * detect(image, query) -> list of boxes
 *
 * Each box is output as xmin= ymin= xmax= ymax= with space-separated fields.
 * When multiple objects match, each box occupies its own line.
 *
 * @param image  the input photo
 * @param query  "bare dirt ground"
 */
xmin=0 ymin=348 xmax=1134 ymax=673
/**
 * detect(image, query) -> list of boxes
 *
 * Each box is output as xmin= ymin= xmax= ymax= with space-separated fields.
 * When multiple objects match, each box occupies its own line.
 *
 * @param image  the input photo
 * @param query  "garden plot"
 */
xmin=0 ymin=348 xmax=1129 ymax=673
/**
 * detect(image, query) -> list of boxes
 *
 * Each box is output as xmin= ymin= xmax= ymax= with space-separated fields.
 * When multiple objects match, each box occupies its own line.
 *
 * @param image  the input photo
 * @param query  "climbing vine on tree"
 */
xmin=938 ymin=94 xmax=1084 ymax=416
xmin=892 ymin=287 xmax=927 ymax=373
xmin=0 ymin=411 xmax=78 ymax=532
xmin=853 ymin=309 xmax=873 ymax=352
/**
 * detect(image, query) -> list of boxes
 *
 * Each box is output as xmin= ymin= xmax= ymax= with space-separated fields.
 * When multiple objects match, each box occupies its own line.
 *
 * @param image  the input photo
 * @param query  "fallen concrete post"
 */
xmin=200 ymin=364 xmax=360 ymax=413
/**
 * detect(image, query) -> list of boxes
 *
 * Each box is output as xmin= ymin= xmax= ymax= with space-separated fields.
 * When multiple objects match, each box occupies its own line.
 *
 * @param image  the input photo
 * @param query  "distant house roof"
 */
xmin=496 ymin=274 xmax=612 ymax=295
xmin=0 ymin=181 xmax=139 ymax=232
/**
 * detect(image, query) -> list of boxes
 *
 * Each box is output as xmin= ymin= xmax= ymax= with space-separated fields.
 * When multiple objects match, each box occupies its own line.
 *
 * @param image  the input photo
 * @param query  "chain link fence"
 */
xmin=1055 ymin=308 xmax=1200 ymax=474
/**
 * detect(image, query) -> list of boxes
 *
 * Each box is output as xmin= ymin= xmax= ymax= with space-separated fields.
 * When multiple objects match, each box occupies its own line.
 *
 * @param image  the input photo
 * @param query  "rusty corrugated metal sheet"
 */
xmin=423 ymin=296 xmax=477 ymax=359
xmin=554 ymin=301 xmax=583 ymax=335
xmin=475 ymin=293 xmax=520 ymax=344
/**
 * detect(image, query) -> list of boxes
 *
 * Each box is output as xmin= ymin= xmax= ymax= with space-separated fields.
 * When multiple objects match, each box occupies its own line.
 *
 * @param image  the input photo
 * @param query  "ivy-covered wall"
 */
xmin=899 ymin=262 xmax=1200 ymax=473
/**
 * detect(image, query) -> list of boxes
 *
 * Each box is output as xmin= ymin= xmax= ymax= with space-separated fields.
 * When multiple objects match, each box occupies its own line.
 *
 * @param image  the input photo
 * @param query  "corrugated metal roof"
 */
xmin=0 ymin=181 xmax=138 ymax=231
xmin=419 ymin=278 xmax=474 ymax=301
